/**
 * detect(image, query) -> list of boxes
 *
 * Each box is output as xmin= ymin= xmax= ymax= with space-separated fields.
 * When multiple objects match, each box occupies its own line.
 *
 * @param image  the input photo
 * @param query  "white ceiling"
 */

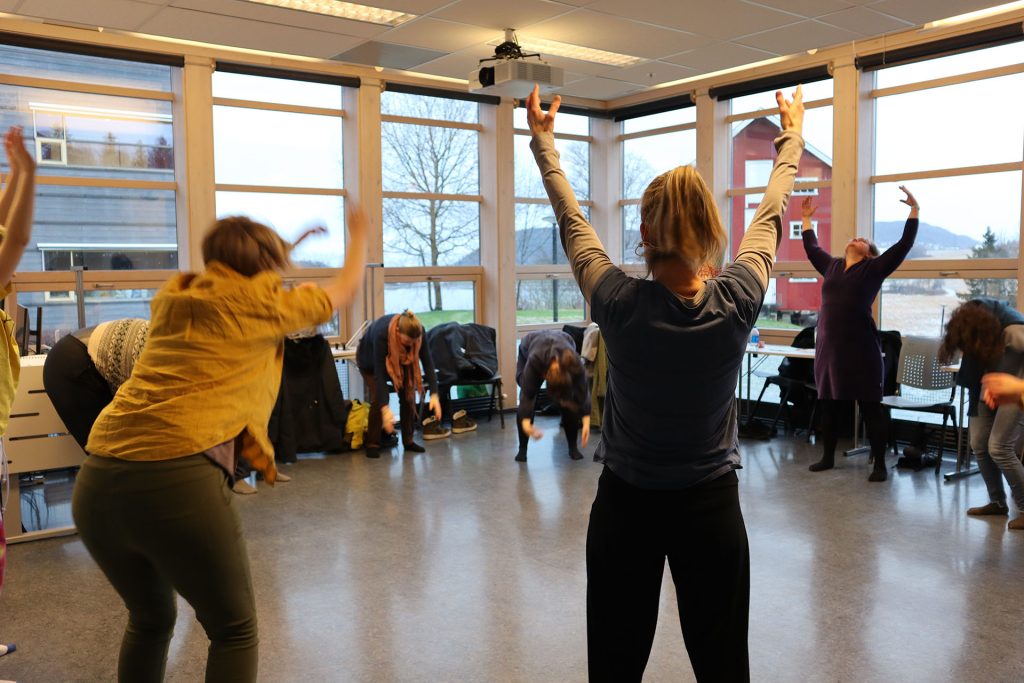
xmin=1 ymin=0 xmax=1011 ymax=100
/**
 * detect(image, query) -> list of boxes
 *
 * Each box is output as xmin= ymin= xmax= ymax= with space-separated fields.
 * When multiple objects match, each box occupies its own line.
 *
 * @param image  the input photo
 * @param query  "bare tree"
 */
xmin=381 ymin=96 xmax=479 ymax=310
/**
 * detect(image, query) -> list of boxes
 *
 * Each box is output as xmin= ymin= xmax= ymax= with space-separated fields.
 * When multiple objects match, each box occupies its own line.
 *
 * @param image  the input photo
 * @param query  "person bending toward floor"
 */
xmin=0 ymin=126 xmax=38 ymax=633
xmin=527 ymin=83 xmax=804 ymax=682
xmin=44 ymin=318 xmax=149 ymax=449
xmin=515 ymin=329 xmax=591 ymax=462
xmin=940 ymin=299 xmax=1024 ymax=530
xmin=356 ymin=310 xmax=443 ymax=458
xmin=801 ymin=187 xmax=919 ymax=481
xmin=71 ymin=206 xmax=367 ymax=683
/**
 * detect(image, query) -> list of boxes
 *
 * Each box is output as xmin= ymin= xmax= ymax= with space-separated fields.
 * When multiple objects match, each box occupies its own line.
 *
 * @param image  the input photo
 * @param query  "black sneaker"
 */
xmin=515 ymin=450 xmax=527 ymax=462
xmin=421 ymin=416 xmax=450 ymax=440
xmin=451 ymin=409 xmax=477 ymax=434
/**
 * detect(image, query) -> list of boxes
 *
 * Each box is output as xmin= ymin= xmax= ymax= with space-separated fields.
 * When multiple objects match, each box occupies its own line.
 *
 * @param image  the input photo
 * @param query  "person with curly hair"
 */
xmin=941 ymin=299 xmax=1024 ymax=530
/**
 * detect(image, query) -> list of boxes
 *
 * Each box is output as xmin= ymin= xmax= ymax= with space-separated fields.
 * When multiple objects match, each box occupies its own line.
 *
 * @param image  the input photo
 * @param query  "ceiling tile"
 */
xmin=664 ymin=42 xmax=778 ymax=73
xmin=17 ymin=0 xmax=161 ymax=30
xmin=605 ymin=60 xmax=697 ymax=87
xmin=557 ymin=76 xmax=641 ymax=99
xmin=586 ymin=0 xmax=799 ymax=40
xmin=169 ymin=0 xmax=389 ymax=39
xmin=332 ymin=41 xmax=445 ymax=70
xmin=410 ymin=48 xmax=494 ymax=79
xmin=524 ymin=9 xmax=712 ymax=60
xmin=139 ymin=6 xmax=365 ymax=58
xmin=737 ymin=19 xmax=862 ymax=54
xmin=867 ymin=0 xmax=1002 ymax=25
xmin=430 ymin=0 xmax=573 ymax=31
xmin=742 ymin=0 xmax=855 ymax=18
xmin=376 ymin=17 xmax=499 ymax=52
xmin=817 ymin=5 xmax=913 ymax=35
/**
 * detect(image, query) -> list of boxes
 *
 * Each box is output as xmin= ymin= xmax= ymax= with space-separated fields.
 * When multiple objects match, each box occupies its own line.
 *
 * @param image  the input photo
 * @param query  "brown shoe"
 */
xmin=1008 ymin=517 xmax=1024 ymax=530
xmin=967 ymin=502 xmax=1010 ymax=516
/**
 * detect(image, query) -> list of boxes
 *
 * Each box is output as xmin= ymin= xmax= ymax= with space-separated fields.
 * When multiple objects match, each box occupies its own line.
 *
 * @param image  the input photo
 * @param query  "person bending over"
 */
xmin=71 ymin=205 xmax=367 ymax=682
xmin=527 ymin=82 xmax=804 ymax=682
xmin=356 ymin=310 xmax=442 ymax=458
xmin=940 ymin=299 xmax=1024 ymax=530
xmin=515 ymin=329 xmax=591 ymax=462
xmin=801 ymin=187 xmax=919 ymax=481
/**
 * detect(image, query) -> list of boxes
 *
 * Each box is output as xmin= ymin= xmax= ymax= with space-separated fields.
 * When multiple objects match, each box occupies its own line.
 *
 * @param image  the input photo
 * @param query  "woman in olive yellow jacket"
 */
xmin=72 ymin=207 xmax=368 ymax=682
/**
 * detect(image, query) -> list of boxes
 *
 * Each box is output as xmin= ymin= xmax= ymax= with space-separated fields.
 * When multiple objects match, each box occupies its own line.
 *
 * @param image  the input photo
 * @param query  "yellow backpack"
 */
xmin=345 ymin=399 xmax=370 ymax=450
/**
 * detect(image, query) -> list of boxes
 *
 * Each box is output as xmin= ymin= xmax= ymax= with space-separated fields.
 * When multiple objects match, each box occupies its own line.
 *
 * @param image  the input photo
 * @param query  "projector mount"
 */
xmin=479 ymin=29 xmax=543 ymax=65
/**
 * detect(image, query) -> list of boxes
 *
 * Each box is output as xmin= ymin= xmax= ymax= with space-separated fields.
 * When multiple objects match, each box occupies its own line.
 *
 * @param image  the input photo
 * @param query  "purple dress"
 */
xmin=803 ymin=218 xmax=918 ymax=402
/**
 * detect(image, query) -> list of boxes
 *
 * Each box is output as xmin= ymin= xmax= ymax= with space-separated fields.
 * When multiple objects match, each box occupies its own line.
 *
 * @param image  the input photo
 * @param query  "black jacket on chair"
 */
xmin=274 ymin=335 xmax=349 ymax=456
xmin=427 ymin=322 xmax=498 ymax=386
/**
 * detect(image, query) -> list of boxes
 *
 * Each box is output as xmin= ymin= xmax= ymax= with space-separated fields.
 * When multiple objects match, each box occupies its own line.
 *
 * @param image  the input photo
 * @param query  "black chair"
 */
xmin=426 ymin=322 xmax=504 ymax=428
xmin=745 ymin=326 xmax=817 ymax=439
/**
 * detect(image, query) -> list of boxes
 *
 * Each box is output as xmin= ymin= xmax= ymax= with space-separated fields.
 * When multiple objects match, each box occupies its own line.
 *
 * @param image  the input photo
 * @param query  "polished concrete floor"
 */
xmin=2 ymin=418 xmax=1024 ymax=682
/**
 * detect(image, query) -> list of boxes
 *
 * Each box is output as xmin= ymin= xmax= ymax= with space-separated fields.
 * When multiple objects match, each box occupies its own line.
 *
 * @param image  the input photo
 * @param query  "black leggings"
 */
xmin=587 ymin=467 xmax=749 ymax=683
xmin=43 ymin=335 xmax=113 ymax=449
xmin=818 ymin=399 xmax=888 ymax=462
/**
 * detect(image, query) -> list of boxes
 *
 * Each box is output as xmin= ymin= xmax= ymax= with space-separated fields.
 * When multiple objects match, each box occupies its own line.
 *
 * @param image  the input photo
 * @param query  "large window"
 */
xmin=384 ymin=279 xmax=477 ymax=330
xmin=871 ymin=43 xmax=1024 ymax=260
xmin=380 ymin=91 xmax=480 ymax=268
xmin=620 ymin=107 xmax=697 ymax=263
xmin=727 ymin=80 xmax=833 ymax=330
xmin=213 ymin=70 xmax=347 ymax=269
xmin=869 ymin=42 xmax=1024 ymax=344
xmin=0 ymin=45 xmax=179 ymax=278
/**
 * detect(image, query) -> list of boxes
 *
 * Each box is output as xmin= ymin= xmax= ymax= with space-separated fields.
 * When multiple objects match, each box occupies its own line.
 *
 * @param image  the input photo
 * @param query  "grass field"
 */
xmin=410 ymin=309 xmax=588 ymax=328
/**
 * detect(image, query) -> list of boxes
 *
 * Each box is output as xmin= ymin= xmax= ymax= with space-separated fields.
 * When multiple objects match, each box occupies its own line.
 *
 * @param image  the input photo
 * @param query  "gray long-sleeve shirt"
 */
xmin=530 ymin=129 xmax=804 ymax=489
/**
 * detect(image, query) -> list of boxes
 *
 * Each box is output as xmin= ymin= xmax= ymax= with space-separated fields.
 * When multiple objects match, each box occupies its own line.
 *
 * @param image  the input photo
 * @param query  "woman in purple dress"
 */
xmin=802 ymin=186 xmax=919 ymax=481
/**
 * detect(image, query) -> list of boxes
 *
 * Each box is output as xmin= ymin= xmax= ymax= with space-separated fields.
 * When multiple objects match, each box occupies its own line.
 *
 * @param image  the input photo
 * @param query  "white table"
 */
xmin=331 ymin=346 xmax=357 ymax=362
xmin=737 ymin=344 xmax=815 ymax=430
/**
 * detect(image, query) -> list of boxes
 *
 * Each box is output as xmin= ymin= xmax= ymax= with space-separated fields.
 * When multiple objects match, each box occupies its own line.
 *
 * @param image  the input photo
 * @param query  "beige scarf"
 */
xmin=386 ymin=314 xmax=424 ymax=399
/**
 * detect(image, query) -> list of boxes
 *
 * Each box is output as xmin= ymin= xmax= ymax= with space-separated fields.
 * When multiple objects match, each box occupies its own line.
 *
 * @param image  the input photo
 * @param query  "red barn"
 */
xmin=730 ymin=116 xmax=833 ymax=320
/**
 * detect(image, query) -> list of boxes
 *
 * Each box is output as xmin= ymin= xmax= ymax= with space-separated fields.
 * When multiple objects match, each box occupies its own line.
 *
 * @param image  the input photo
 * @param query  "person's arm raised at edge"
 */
xmin=318 ymin=203 xmax=369 ymax=310
xmin=734 ymin=87 xmax=805 ymax=291
xmin=526 ymin=85 xmax=614 ymax=303
xmin=0 ymin=127 xmax=36 ymax=287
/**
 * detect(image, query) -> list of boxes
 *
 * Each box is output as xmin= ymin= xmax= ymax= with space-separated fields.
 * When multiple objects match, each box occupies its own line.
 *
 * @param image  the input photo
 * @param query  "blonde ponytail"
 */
xmin=639 ymin=166 xmax=726 ymax=275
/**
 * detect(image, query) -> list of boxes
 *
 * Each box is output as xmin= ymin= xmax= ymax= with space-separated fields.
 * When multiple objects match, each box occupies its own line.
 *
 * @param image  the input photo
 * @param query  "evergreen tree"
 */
xmin=960 ymin=226 xmax=1017 ymax=306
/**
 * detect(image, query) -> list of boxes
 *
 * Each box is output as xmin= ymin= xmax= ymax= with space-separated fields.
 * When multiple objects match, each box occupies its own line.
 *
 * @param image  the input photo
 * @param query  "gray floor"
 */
xmin=2 ymin=418 xmax=1023 ymax=683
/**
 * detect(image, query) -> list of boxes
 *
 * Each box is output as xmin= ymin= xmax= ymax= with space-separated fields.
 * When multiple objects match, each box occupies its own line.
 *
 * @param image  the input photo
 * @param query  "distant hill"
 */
xmin=874 ymin=220 xmax=978 ymax=250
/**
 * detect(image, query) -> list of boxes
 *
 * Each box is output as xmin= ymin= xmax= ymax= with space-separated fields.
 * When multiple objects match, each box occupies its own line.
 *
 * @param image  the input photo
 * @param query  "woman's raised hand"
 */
xmin=898 ymin=185 xmax=919 ymax=210
xmin=5 ymin=127 xmax=34 ymax=174
xmin=526 ymin=84 xmax=560 ymax=136
xmin=776 ymin=84 xmax=804 ymax=135
xmin=801 ymin=196 xmax=816 ymax=219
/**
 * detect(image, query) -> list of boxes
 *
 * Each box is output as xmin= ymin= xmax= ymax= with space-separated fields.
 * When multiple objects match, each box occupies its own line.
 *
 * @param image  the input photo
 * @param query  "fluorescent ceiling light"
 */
xmin=243 ymin=0 xmax=416 ymax=27
xmin=503 ymin=36 xmax=644 ymax=68
xmin=923 ymin=1 xmax=1024 ymax=29
xmin=29 ymin=102 xmax=172 ymax=122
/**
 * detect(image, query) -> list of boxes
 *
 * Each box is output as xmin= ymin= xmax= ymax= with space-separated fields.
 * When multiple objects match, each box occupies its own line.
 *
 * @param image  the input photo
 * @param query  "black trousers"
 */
xmin=587 ymin=467 xmax=749 ymax=683
xmin=43 ymin=335 xmax=113 ymax=449
xmin=818 ymin=399 xmax=888 ymax=462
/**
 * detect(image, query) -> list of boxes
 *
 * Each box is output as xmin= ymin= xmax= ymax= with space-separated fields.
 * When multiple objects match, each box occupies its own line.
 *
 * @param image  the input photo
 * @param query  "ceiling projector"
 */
xmin=469 ymin=30 xmax=563 ymax=98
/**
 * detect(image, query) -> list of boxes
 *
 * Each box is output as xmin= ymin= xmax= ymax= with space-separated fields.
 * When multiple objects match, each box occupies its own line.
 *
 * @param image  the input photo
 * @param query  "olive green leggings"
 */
xmin=72 ymin=454 xmax=258 ymax=682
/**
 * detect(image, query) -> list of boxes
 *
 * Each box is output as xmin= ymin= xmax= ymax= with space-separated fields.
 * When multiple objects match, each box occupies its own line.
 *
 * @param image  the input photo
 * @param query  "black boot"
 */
xmin=809 ymin=454 xmax=834 ymax=472
xmin=868 ymin=455 xmax=888 ymax=482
